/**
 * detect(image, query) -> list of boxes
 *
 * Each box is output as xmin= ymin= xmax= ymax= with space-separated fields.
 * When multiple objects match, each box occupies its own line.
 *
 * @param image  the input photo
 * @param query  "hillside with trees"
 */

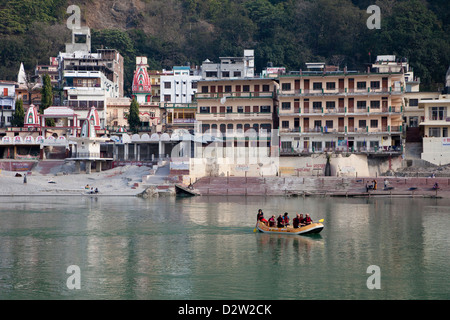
xmin=0 ymin=0 xmax=449 ymax=95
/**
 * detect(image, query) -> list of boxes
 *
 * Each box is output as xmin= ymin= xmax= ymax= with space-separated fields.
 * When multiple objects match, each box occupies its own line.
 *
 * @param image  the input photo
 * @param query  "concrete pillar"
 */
xmin=86 ymin=160 xmax=91 ymax=174
xmin=96 ymin=160 xmax=102 ymax=172
xmin=113 ymin=144 xmax=118 ymax=160
xmin=75 ymin=161 xmax=81 ymax=173
xmin=159 ymin=141 xmax=165 ymax=159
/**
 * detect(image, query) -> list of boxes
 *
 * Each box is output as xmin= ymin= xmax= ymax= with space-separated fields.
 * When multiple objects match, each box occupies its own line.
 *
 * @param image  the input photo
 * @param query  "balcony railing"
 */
xmin=278 ymin=86 xmax=404 ymax=97
xmin=195 ymin=91 xmax=273 ymax=99
xmin=300 ymin=105 xmax=402 ymax=114
xmin=280 ymin=145 xmax=403 ymax=155
xmin=281 ymin=125 xmax=403 ymax=134
xmin=172 ymin=118 xmax=196 ymax=124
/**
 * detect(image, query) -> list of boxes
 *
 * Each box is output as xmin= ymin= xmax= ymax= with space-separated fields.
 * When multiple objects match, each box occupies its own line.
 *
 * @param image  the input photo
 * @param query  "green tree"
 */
xmin=128 ymin=98 xmax=140 ymax=134
xmin=40 ymin=73 xmax=52 ymax=113
xmin=12 ymin=98 xmax=24 ymax=127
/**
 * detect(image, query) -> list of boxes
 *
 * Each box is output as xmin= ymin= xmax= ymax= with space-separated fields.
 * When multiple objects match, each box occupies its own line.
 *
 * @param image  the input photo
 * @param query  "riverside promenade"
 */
xmin=191 ymin=176 xmax=450 ymax=198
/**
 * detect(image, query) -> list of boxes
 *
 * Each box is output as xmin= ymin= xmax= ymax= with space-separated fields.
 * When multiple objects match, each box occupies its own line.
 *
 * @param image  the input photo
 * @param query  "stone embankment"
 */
xmin=192 ymin=176 xmax=450 ymax=198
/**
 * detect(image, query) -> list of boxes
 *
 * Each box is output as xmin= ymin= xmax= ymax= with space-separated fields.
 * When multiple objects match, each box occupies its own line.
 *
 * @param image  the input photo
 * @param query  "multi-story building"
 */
xmin=277 ymin=60 xmax=404 ymax=155
xmin=160 ymin=66 xmax=201 ymax=104
xmin=201 ymin=50 xmax=255 ymax=80
xmin=35 ymin=57 xmax=59 ymax=87
xmin=419 ymin=94 xmax=450 ymax=165
xmin=160 ymin=65 xmax=201 ymax=132
xmin=419 ymin=67 xmax=450 ymax=165
xmin=195 ymin=78 xmax=278 ymax=135
xmin=0 ymin=81 xmax=16 ymax=127
xmin=148 ymin=69 xmax=173 ymax=103
xmin=57 ymin=26 xmax=124 ymax=128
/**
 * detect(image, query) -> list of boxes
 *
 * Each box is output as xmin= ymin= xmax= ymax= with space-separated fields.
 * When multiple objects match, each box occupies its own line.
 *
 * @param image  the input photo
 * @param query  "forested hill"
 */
xmin=1 ymin=0 xmax=449 ymax=95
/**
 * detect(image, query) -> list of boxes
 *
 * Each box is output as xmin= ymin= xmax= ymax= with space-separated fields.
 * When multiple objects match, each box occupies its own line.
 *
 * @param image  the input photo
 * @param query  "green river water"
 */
xmin=0 ymin=195 xmax=448 ymax=300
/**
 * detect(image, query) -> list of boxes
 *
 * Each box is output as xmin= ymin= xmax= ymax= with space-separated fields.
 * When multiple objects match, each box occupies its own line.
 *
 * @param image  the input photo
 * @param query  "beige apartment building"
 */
xmin=195 ymin=78 xmax=278 ymax=135
xmin=277 ymin=63 xmax=404 ymax=155
xmin=419 ymin=94 xmax=450 ymax=165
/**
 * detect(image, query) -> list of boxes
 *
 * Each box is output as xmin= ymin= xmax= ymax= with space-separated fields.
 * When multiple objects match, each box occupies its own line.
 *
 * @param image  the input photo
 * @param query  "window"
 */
xmin=314 ymin=120 xmax=322 ymax=129
xmin=357 ymin=101 xmax=367 ymax=109
xmin=325 ymin=120 xmax=333 ymax=129
xmin=313 ymin=102 xmax=322 ymax=110
xmin=313 ymin=82 xmax=322 ymax=90
xmin=281 ymin=83 xmax=291 ymax=91
xmin=430 ymin=107 xmax=446 ymax=121
xmin=225 ymin=85 xmax=232 ymax=92
xmin=243 ymin=85 xmax=250 ymax=92
xmin=281 ymin=102 xmax=291 ymax=110
xmin=164 ymin=95 xmax=171 ymax=102
xmin=429 ymin=127 xmax=441 ymax=137
xmin=201 ymin=86 xmax=208 ymax=93
xmin=199 ymin=107 xmax=210 ymax=114
xmin=206 ymin=71 xmax=217 ymax=77
xmin=312 ymin=141 xmax=322 ymax=151
xmin=260 ymin=105 xmax=271 ymax=113
xmin=357 ymin=82 xmax=366 ymax=89
xmin=444 ymin=128 xmax=448 ymax=137
xmin=370 ymin=81 xmax=380 ymax=89
xmin=326 ymin=101 xmax=335 ymax=109
xmin=226 ymin=106 xmax=232 ymax=113
xmin=233 ymin=71 xmax=241 ymax=77
xmin=370 ymin=141 xmax=379 ymax=148
xmin=370 ymin=101 xmax=380 ymax=109
xmin=262 ymin=84 xmax=270 ymax=92
xmin=222 ymin=71 xmax=230 ymax=78
xmin=282 ymin=121 xmax=290 ymax=128
xmin=358 ymin=120 xmax=366 ymax=129
xmin=325 ymin=141 xmax=334 ymax=149
xmin=326 ymin=82 xmax=335 ymax=90
xmin=370 ymin=119 xmax=378 ymax=128
xmin=191 ymin=82 xmax=198 ymax=89
xmin=164 ymin=82 xmax=171 ymax=89
xmin=409 ymin=99 xmax=419 ymax=107
xmin=237 ymin=106 xmax=244 ymax=113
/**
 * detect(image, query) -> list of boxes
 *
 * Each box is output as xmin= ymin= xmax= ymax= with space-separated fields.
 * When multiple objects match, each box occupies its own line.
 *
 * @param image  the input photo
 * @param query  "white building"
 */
xmin=160 ymin=66 xmax=201 ymax=103
xmin=419 ymin=94 xmax=450 ymax=165
xmin=201 ymin=49 xmax=255 ymax=80
xmin=0 ymin=81 xmax=16 ymax=127
xmin=57 ymin=25 xmax=124 ymax=129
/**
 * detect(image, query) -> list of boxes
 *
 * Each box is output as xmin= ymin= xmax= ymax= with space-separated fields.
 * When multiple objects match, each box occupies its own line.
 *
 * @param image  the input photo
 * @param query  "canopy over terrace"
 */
xmin=0 ymin=135 xmax=69 ymax=160
xmin=105 ymin=130 xmax=221 ymax=162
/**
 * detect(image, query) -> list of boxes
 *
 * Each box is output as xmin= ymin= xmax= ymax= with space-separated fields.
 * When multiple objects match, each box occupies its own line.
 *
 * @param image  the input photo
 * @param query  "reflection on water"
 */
xmin=0 ymin=196 xmax=449 ymax=299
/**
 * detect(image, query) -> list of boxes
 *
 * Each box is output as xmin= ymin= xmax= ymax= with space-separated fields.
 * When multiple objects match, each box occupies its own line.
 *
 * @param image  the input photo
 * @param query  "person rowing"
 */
xmin=257 ymin=209 xmax=268 ymax=225
xmin=304 ymin=214 xmax=312 ymax=225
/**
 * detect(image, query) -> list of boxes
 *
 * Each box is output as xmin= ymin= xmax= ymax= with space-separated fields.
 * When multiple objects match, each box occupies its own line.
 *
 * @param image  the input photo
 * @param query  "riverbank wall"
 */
xmin=191 ymin=176 xmax=449 ymax=198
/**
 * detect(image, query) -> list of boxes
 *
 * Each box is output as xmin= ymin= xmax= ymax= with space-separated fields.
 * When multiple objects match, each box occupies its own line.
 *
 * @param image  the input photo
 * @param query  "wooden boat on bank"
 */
xmin=175 ymin=184 xmax=199 ymax=197
xmin=255 ymin=221 xmax=324 ymax=235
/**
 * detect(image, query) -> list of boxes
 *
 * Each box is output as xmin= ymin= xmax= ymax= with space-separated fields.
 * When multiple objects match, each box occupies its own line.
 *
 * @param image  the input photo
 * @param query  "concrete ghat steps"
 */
xmin=32 ymin=160 xmax=66 ymax=175
xmin=193 ymin=176 xmax=450 ymax=196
